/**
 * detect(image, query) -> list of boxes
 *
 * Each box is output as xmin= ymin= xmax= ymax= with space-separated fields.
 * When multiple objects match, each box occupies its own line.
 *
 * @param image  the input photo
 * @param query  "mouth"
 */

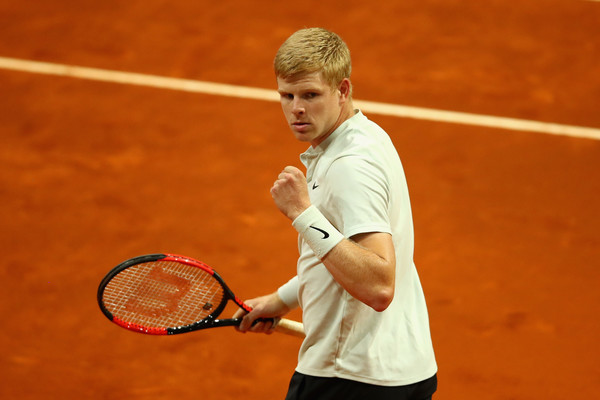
xmin=292 ymin=121 xmax=310 ymax=131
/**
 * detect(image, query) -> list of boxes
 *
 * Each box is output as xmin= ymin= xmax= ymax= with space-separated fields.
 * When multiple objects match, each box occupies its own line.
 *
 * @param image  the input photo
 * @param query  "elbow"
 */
xmin=369 ymin=286 xmax=394 ymax=312
xmin=364 ymin=269 xmax=396 ymax=312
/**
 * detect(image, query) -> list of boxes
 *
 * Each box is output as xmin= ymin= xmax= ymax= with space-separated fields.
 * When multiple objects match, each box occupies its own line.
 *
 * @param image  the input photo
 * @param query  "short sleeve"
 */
xmin=322 ymin=155 xmax=392 ymax=238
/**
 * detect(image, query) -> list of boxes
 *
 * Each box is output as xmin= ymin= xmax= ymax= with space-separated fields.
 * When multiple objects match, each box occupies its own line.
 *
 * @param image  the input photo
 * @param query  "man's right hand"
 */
xmin=233 ymin=292 xmax=292 ymax=334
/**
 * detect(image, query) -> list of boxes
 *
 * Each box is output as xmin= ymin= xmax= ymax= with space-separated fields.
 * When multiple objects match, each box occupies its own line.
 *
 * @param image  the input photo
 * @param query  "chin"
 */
xmin=293 ymin=134 xmax=312 ymax=143
xmin=290 ymin=129 xmax=312 ymax=142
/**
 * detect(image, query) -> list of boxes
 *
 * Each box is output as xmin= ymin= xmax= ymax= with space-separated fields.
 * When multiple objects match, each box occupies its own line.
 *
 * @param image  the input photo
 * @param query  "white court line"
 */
xmin=1 ymin=56 xmax=599 ymax=141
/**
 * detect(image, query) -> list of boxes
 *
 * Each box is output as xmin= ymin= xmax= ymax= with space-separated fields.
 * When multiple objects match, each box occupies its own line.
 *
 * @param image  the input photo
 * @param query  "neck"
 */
xmin=310 ymin=101 xmax=356 ymax=148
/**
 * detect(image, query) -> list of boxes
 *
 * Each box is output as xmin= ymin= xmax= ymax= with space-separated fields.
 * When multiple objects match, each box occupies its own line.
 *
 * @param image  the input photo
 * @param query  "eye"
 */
xmin=304 ymin=92 xmax=318 ymax=99
xmin=280 ymin=93 xmax=294 ymax=101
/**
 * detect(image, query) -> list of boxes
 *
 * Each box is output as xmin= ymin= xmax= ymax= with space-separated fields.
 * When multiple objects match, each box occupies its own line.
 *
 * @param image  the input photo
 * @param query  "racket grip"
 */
xmin=275 ymin=318 xmax=305 ymax=338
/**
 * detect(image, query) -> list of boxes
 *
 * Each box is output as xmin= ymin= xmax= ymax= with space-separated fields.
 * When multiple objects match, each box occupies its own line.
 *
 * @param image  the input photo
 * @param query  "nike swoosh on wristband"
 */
xmin=309 ymin=226 xmax=330 ymax=239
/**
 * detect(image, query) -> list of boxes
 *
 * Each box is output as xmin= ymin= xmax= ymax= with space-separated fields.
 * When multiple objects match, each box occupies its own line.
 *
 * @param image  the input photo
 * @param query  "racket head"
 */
xmin=98 ymin=253 xmax=247 ymax=335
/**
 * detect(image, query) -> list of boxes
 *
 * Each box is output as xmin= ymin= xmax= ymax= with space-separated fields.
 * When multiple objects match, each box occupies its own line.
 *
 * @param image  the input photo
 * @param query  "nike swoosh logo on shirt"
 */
xmin=312 ymin=182 xmax=319 ymax=190
xmin=309 ymin=226 xmax=330 ymax=239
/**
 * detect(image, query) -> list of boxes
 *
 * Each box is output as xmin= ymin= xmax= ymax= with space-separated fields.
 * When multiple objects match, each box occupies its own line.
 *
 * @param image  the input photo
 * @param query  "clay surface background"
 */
xmin=1 ymin=1 xmax=599 ymax=398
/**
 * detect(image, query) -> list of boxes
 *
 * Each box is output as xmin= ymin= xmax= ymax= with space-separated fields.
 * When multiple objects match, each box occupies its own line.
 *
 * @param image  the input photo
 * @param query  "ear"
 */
xmin=338 ymin=78 xmax=352 ymax=102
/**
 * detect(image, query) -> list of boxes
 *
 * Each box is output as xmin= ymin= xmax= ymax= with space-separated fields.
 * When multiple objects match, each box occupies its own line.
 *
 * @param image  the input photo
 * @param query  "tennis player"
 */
xmin=234 ymin=27 xmax=438 ymax=400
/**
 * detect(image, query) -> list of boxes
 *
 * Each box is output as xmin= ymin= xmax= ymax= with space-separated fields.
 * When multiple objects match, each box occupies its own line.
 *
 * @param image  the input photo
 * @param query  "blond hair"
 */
xmin=274 ymin=28 xmax=352 ymax=93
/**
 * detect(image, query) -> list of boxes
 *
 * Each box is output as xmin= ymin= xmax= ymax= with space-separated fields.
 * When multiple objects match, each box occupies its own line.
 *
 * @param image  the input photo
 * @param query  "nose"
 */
xmin=292 ymin=98 xmax=305 ymax=116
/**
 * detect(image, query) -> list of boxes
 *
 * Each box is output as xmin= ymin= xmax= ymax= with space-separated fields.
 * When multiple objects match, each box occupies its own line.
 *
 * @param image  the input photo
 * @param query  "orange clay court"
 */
xmin=0 ymin=1 xmax=599 ymax=399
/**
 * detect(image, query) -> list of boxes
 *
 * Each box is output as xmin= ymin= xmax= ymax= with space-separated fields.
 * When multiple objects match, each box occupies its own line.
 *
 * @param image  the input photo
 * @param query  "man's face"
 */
xmin=277 ymin=72 xmax=348 ymax=147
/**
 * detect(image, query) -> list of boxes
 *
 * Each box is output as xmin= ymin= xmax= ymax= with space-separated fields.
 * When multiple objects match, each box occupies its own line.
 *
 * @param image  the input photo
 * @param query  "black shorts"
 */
xmin=284 ymin=371 xmax=437 ymax=400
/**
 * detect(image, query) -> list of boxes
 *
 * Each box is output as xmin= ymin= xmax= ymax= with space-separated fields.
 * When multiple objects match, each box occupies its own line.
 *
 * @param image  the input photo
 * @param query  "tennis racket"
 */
xmin=97 ymin=253 xmax=304 ymax=338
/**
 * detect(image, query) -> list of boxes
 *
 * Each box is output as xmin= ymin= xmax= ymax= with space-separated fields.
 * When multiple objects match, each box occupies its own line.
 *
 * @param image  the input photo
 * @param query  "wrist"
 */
xmin=287 ymin=203 xmax=311 ymax=221
xmin=277 ymin=276 xmax=299 ymax=309
xmin=292 ymin=205 xmax=345 ymax=259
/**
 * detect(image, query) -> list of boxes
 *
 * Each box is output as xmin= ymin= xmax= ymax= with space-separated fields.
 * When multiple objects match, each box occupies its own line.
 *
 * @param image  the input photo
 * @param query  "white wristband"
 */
xmin=277 ymin=276 xmax=300 ymax=309
xmin=292 ymin=205 xmax=344 ymax=259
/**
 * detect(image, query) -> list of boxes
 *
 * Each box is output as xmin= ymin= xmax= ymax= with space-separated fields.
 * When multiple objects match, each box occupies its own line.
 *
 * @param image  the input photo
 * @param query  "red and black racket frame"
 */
xmin=97 ymin=253 xmax=253 ymax=335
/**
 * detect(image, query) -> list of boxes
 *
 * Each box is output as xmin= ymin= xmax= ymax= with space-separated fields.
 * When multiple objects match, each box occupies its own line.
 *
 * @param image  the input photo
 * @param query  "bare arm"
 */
xmin=322 ymin=231 xmax=395 ymax=312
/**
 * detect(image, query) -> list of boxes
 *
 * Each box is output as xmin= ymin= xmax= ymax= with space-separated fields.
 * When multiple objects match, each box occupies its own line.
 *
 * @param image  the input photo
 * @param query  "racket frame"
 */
xmin=97 ymin=253 xmax=253 ymax=335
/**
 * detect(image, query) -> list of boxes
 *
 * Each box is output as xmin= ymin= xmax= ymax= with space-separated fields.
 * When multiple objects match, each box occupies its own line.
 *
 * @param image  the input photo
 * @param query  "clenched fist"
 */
xmin=270 ymin=166 xmax=311 ymax=221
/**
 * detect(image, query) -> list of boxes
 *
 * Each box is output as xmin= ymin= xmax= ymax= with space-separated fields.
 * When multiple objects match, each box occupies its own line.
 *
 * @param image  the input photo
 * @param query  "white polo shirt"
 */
xmin=278 ymin=111 xmax=437 ymax=386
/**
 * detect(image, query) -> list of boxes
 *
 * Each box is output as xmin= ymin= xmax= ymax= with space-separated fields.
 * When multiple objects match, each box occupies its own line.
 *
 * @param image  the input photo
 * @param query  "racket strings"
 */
xmin=103 ymin=260 xmax=225 ymax=329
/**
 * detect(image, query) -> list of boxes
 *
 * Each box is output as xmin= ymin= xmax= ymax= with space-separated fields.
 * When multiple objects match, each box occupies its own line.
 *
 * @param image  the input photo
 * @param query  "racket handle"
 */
xmin=276 ymin=318 xmax=305 ymax=338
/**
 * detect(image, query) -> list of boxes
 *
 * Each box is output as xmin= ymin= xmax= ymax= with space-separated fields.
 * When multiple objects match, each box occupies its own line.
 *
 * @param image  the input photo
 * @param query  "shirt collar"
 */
xmin=303 ymin=109 xmax=363 ymax=158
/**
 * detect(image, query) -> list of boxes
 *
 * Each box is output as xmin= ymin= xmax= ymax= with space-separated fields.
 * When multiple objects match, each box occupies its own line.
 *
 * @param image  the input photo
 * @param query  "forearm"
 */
xmin=321 ymin=234 xmax=395 ymax=312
